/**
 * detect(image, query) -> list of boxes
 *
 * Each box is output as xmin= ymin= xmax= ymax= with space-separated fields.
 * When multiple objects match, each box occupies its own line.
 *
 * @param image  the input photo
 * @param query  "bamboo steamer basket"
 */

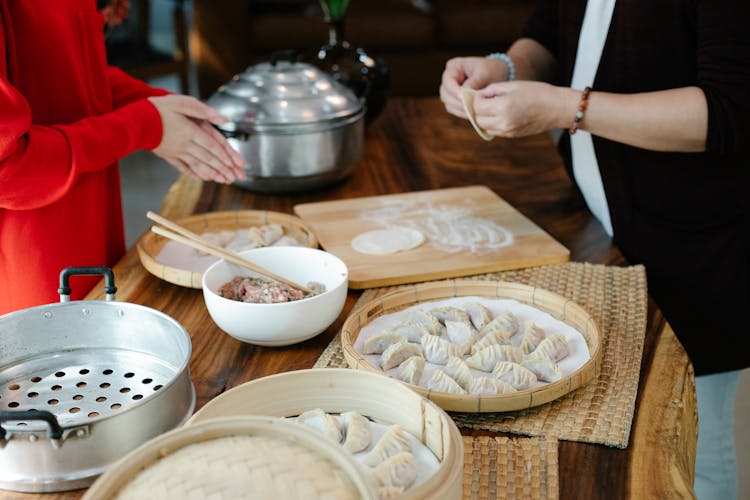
xmin=83 ymin=416 xmax=375 ymax=500
xmin=341 ymin=280 xmax=603 ymax=413
xmin=137 ymin=210 xmax=318 ymax=288
xmin=187 ymin=368 xmax=463 ymax=500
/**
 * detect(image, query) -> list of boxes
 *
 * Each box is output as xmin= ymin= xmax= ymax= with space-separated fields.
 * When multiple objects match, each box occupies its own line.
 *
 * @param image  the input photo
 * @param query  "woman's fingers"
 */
xmin=200 ymin=121 xmax=247 ymax=173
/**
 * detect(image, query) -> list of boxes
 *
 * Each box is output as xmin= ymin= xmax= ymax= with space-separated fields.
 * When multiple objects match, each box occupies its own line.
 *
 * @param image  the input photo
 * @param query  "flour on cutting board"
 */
xmin=355 ymin=198 xmax=514 ymax=255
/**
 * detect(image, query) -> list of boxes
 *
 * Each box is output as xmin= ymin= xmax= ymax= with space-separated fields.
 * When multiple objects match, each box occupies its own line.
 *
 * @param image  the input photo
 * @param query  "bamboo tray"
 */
xmin=188 ymin=368 xmax=464 ymax=500
xmin=341 ymin=280 xmax=603 ymax=413
xmin=137 ymin=210 xmax=318 ymax=288
xmin=83 ymin=416 xmax=374 ymax=500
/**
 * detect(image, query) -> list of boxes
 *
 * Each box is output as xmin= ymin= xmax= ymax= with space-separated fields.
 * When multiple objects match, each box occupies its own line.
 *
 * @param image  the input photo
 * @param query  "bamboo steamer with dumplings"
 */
xmin=186 ymin=368 xmax=463 ymax=499
xmin=83 ymin=416 xmax=375 ymax=500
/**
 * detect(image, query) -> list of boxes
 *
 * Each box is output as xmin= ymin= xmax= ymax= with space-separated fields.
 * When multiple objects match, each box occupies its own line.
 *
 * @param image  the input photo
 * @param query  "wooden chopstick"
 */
xmin=147 ymin=211 xmax=314 ymax=294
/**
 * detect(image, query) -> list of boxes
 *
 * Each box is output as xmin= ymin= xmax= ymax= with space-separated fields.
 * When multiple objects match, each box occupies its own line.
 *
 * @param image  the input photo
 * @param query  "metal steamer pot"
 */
xmin=0 ymin=267 xmax=195 ymax=492
xmin=206 ymin=60 xmax=365 ymax=193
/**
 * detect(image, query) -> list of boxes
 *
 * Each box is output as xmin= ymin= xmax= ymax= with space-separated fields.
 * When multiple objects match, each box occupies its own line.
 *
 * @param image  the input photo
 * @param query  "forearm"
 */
xmin=568 ymin=86 xmax=708 ymax=152
xmin=507 ymin=38 xmax=557 ymax=83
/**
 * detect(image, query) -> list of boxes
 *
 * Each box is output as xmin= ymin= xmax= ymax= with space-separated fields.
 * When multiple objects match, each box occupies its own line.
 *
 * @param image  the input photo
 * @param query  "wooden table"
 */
xmin=11 ymin=97 xmax=696 ymax=499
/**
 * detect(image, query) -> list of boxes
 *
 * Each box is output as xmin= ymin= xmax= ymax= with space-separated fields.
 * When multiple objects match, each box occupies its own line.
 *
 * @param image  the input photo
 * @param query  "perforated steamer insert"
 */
xmin=0 ymin=267 xmax=195 ymax=493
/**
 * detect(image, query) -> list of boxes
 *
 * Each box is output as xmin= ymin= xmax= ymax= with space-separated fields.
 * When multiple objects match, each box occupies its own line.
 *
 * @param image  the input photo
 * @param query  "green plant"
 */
xmin=320 ymin=0 xmax=350 ymax=21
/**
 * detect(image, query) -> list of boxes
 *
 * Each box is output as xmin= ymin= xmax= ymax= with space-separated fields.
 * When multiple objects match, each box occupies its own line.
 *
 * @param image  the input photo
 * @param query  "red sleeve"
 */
xmin=106 ymin=65 xmax=170 ymax=107
xmin=0 ymin=78 xmax=164 ymax=211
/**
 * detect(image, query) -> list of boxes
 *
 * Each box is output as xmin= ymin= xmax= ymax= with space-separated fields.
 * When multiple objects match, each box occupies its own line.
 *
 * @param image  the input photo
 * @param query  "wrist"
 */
xmin=486 ymin=52 xmax=516 ymax=81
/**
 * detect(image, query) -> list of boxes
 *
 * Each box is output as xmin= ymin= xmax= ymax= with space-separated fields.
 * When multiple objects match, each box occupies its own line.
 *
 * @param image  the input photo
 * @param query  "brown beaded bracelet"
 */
xmin=569 ymin=86 xmax=591 ymax=135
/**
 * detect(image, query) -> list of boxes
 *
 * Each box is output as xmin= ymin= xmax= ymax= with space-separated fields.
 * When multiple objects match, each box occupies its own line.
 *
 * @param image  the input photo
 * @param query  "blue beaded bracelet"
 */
xmin=487 ymin=52 xmax=516 ymax=81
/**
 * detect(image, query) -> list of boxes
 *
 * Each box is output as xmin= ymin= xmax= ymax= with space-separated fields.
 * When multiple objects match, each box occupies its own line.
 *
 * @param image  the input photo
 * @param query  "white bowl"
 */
xmin=202 ymin=246 xmax=348 ymax=346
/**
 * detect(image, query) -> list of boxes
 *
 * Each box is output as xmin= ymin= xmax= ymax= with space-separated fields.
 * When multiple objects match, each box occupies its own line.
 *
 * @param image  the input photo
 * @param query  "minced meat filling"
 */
xmin=219 ymin=276 xmax=326 ymax=303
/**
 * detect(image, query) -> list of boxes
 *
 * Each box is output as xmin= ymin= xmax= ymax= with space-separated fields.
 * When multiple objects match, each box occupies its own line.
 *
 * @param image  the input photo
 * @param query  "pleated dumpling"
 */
xmin=468 ymin=376 xmax=517 ymax=395
xmin=370 ymin=451 xmax=418 ymax=489
xmin=479 ymin=310 xmax=519 ymax=338
xmin=519 ymin=322 xmax=546 ymax=354
xmin=471 ymin=328 xmax=513 ymax=354
xmin=443 ymin=356 xmax=473 ymax=391
xmin=465 ymin=301 xmax=493 ymax=331
xmin=381 ymin=341 xmax=423 ymax=371
xmin=403 ymin=309 xmax=442 ymax=335
xmin=425 ymin=369 xmax=467 ymax=394
xmin=466 ymin=344 xmax=523 ymax=371
xmin=296 ymin=408 xmax=342 ymax=443
xmin=530 ymin=333 xmax=570 ymax=362
xmin=445 ymin=320 xmax=475 ymax=355
xmin=341 ymin=411 xmax=373 ymax=454
xmin=491 ymin=361 xmax=538 ymax=390
xmin=374 ymin=486 xmax=405 ymax=500
xmin=429 ymin=306 xmax=471 ymax=326
xmin=363 ymin=425 xmax=412 ymax=466
xmin=522 ymin=355 xmax=563 ymax=383
xmin=421 ymin=333 xmax=463 ymax=365
xmin=363 ymin=332 xmax=407 ymax=355
xmin=387 ymin=322 xmax=432 ymax=343
xmin=394 ymin=355 xmax=425 ymax=385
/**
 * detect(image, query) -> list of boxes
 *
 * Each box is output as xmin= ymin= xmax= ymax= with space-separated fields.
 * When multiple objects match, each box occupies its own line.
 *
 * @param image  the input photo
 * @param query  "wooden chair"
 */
xmin=106 ymin=0 xmax=190 ymax=94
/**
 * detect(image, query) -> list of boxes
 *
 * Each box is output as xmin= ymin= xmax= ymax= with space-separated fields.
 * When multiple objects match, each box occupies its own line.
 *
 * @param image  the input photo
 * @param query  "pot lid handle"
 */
xmin=58 ymin=266 xmax=117 ymax=302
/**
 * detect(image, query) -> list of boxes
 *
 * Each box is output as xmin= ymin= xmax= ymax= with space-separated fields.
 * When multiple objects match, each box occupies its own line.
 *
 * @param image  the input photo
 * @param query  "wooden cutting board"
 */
xmin=293 ymin=185 xmax=570 ymax=289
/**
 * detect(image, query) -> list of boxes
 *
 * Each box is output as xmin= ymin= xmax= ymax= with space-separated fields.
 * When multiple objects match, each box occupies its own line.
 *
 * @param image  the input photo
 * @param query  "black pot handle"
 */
xmin=0 ymin=410 xmax=64 ymax=441
xmin=213 ymin=124 xmax=249 ymax=141
xmin=58 ymin=266 xmax=117 ymax=302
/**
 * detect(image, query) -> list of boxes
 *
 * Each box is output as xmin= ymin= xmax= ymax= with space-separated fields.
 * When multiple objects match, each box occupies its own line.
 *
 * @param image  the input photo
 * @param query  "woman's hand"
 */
xmin=473 ymin=81 xmax=575 ymax=138
xmin=439 ymin=57 xmax=508 ymax=118
xmin=148 ymin=95 xmax=247 ymax=184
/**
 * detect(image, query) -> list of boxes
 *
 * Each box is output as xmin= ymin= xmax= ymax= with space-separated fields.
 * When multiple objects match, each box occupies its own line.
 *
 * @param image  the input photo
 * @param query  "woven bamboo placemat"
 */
xmin=463 ymin=435 xmax=559 ymax=500
xmin=314 ymin=262 xmax=647 ymax=449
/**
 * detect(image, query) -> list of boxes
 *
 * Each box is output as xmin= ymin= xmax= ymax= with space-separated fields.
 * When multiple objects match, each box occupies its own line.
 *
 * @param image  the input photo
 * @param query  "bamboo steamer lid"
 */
xmin=83 ymin=416 xmax=375 ymax=500
xmin=188 ymin=368 xmax=463 ymax=500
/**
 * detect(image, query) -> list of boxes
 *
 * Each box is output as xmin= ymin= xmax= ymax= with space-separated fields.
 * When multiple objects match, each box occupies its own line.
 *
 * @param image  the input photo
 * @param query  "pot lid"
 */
xmin=206 ymin=61 xmax=363 ymax=130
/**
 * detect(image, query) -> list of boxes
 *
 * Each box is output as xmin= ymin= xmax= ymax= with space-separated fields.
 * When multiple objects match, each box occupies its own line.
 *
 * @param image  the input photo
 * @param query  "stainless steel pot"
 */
xmin=206 ymin=60 xmax=365 ymax=193
xmin=0 ymin=267 xmax=195 ymax=492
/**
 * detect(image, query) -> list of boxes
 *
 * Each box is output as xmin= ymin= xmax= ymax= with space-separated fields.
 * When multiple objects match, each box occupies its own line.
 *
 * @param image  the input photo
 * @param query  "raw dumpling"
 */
xmin=387 ymin=322 xmax=432 ymax=343
xmin=341 ymin=411 xmax=372 ymax=454
xmin=363 ymin=425 xmax=412 ymax=467
xmin=519 ymin=322 xmax=546 ymax=354
xmin=403 ymin=309 xmax=442 ymax=335
xmin=425 ymin=369 xmax=467 ymax=394
xmin=370 ymin=451 xmax=418 ymax=489
xmin=421 ymin=334 xmax=463 ymax=365
xmin=531 ymin=334 xmax=570 ymax=362
xmin=465 ymin=344 xmax=523 ymax=371
xmin=363 ymin=332 xmax=407 ymax=355
xmin=246 ymin=226 xmax=266 ymax=249
xmin=381 ymin=341 xmax=423 ymax=370
xmin=445 ymin=320 xmax=475 ymax=355
xmin=394 ymin=355 xmax=425 ymax=385
xmin=468 ymin=376 xmax=517 ymax=395
xmin=471 ymin=328 xmax=513 ymax=354
xmin=465 ymin=302 xmax=493 ymax=331
xmin=443 ymin=356 xmax=473 ymax=390
xmin=260 ymin=223 xmax=284 ymax=245
xmin=479 ymin=311 xmax=519 ymax=338
xmin=374 ymin=486 xmax=405 ymax=500
xmin=296 ymin=408 xmax=342 ymax=443
xmin=491 ymin=361 xmax=538 ymax=390
xmin=522 ymin=356 xmax=563 ymax=383
xmin=429 ymin=306 xmax=471 ymax=326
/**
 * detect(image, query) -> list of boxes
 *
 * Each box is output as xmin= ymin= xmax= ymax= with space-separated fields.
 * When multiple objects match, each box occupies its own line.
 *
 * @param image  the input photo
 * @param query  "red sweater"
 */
xmin=0 ymin=1 xmax=167 ymax=314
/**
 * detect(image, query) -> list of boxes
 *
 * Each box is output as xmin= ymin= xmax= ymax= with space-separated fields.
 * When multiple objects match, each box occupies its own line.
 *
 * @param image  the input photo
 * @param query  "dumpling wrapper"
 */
xmin=460 ymin=87 xmax=493 ymax=141
xmin=351 ymin=227 xmax=425 ymax=255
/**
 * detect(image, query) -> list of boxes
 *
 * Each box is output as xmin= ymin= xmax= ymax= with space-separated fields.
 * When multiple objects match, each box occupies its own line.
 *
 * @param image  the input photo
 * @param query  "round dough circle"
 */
xmin=351 ymin=227 xmax=425 ymax=255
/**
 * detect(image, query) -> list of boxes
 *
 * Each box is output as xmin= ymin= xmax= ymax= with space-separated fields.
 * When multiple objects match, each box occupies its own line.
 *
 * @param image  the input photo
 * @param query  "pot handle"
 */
xmin=58 ymin=266 xmax=117 ymax=303
xmin=213 ymin=124 xmax=249 ymax=141
xmin=0 ymin=410 xmax=64 ymax=447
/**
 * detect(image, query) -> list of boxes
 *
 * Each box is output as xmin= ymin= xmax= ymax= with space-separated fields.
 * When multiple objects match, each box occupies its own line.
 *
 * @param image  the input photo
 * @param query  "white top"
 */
xmin=569 ymin=0 xmax=617 ymax=237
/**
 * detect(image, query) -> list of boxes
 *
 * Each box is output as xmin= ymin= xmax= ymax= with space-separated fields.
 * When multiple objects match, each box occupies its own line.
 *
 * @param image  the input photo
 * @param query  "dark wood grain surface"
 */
xmin=6 ymin=97 xmax=695 ymax=499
